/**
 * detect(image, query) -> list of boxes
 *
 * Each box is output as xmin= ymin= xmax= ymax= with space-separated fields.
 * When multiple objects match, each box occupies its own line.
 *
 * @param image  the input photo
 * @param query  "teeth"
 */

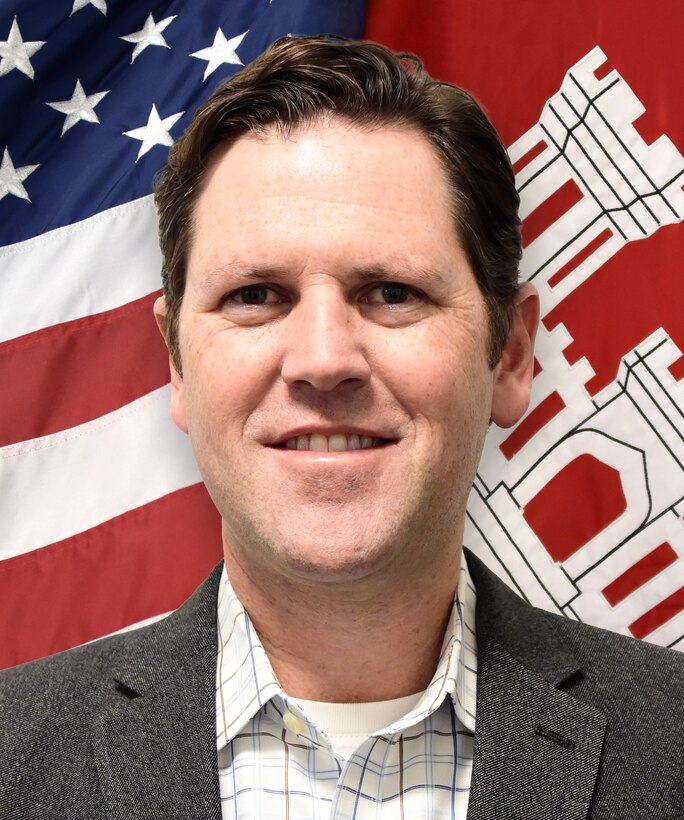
xmin=347 ymin=434 xmax=360 ymax=450
xmin=309 ymin=433 xmax=328 ymax=452
xmin=328 ymin=434 xmax=347 ymax=452
xmin=282 ymin=434 xmax=384 ymax=452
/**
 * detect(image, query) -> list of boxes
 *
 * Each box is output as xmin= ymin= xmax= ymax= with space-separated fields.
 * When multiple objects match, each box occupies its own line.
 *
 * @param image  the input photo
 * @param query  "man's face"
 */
xmin=160 ymin=119 xmax=534 ymax=584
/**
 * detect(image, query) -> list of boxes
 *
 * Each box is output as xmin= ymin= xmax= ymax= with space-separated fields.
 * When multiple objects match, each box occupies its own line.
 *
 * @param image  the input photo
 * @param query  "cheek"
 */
xmin=376 ymin=324 xmax=491 ymax=425
xmin=180 ymin=323 xmax=275 ymax=433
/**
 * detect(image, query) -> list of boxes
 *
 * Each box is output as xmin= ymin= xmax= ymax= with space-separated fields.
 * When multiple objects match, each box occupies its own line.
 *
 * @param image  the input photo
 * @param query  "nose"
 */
xmin=280 ymin=288 xmax=371 ymax=392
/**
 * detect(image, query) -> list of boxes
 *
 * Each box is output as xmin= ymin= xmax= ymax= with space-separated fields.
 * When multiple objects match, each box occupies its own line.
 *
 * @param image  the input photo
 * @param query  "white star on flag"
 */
xmin=0 ymin=147 xmax=39 ymax=202
xmin=47 ymin=80 xmax=109 ymax=136
xmin=0 ymin=17 xmax=46 ymax=81
xmin=191 ymin=28 xmax=247 ymax=81
xmin=70 ymin=0 xmax=107 ymax=15
xmin=121 ymin=14 xmax=177 ymax=63
xmin=123 ymin=104 xmax=184 ymax=160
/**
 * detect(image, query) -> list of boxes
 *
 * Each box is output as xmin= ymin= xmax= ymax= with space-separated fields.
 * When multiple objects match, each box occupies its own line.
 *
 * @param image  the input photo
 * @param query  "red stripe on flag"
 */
xmin=603 ymin=543 xmax=678 ymax=607
xmin=512 ymin=139 xmax=547 ymax=176
xmin=629 ymin=586 xmax=684 ymax=640
xmin=499 ymin=391 xmax=565 ymax=460
xmin=0 ymin=291 xmax=170 ymax=447
xmin=522 ymin=178 xmax=584 ymax=248
xmin=0 ymin=483 xmax=222 ymax=670
xmin=548 ymin=228 xmax=613 ymax=288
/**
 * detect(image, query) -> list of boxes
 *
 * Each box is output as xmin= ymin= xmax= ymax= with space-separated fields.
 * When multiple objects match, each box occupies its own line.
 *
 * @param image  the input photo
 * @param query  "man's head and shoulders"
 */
xmin=2 ymin=33 xmax=684 ymax=817
xmin=148 ymin=34 xmax=540 ymax=706
xmin=5 ymin=30 xmax=530 ymax=716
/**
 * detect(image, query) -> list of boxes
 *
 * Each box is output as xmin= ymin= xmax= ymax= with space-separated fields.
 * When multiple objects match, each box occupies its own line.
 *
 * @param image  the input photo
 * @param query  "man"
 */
xmin=1 ymin=36 xmax=683 ymax=820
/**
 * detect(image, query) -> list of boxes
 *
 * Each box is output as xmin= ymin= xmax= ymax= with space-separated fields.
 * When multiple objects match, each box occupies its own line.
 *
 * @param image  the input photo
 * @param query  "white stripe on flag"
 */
xmin=0 ymin=196 xmax=161 ymax=343
xmin=0 ymin=385 xmax=201 ymax=559
xmin=93 ymin=610 xmax=174 ymax=643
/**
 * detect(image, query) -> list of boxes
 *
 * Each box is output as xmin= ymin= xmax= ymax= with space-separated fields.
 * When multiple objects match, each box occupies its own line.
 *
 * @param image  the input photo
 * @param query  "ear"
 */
xmin=490 ymin=283 xmax=540 ymax=429
xmin=153 ymin=295 xmax=189 ymax=434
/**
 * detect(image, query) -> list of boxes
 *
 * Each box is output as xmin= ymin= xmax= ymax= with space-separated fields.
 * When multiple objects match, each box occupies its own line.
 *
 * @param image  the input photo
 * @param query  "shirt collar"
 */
xmin=383 ymin=552 xmax=477 ymax=735
xmin=215 ymin=571 xmax=283 ymax=748
xmin=215 ymin=552 xmax=477 ymax=750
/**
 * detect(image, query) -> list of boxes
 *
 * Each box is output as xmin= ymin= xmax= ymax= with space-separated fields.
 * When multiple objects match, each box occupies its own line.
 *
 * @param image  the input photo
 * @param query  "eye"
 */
xmin=226 ymin=285 xmax=284 ymax=305
xmin=362 ymin=282 xmax=421 ymax=305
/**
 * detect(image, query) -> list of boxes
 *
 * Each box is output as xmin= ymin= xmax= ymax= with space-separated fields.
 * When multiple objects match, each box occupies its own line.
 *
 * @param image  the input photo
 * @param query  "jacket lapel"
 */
xmin=465 ymin=551 xmax=606 ymax=820
xmin=91 ymin=563 xmax=224 ymax=820
xmin=89 ymin=551 xmax=607 ymax=819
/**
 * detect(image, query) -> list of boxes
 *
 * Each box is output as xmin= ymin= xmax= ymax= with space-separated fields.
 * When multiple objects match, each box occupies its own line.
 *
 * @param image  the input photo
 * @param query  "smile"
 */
xmin=277 ymin=434 xmax=390 ymax=452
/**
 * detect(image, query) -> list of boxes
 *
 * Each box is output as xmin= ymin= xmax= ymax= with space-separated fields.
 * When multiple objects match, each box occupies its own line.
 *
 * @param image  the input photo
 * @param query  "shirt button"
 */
xmin=283 ymin=711 xmax=306 ymax=734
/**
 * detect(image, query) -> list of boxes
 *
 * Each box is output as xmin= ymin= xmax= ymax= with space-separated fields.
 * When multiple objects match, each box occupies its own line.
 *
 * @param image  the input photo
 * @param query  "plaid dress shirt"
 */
xmin=216 ymin=555 xmax=478 ymax=819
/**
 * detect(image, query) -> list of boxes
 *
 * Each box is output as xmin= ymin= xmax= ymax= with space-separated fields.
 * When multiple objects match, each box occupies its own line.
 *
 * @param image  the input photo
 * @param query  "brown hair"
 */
xmin=154 ymin=35 xmax=521 ymax=371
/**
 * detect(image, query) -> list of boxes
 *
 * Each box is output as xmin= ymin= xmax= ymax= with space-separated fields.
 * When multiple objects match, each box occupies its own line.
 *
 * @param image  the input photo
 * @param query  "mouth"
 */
xmin=269 ymin=432 xmax=396 ymax=453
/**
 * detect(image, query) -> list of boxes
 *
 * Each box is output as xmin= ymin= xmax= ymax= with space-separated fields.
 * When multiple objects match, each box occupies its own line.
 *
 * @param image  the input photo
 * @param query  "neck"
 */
xmin=223 ymin=538 xmax=461 ymax=703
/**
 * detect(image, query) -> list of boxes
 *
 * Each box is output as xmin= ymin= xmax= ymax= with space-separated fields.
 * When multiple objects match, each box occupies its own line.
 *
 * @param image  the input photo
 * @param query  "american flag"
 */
xmin=0 ymin=0 xmax=367 ymax=669
xmin=2 ymin=0 xmax=683 ymax=670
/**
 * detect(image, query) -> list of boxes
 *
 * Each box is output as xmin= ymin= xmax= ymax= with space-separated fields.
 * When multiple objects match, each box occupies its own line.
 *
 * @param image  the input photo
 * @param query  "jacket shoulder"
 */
xmin=0 ymin=629 xmax=149 ymax=819
xmin=0 ymin=560 xmax=223 ymax=714
xmin=551 ymin=609 xmax=684 ymax=709
xmin=1 ymin=620 xmax=157 ymax=714
xmin=466 ymin=549 xmax=684 ymax=816
xmin=0 ymin=562 xmax=223 ymax=819
xmin=466 ymin=548 xmax=684 ymax=713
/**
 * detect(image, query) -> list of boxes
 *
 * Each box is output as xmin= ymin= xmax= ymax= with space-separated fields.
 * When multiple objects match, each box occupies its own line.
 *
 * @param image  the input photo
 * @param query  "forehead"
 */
xmin=188 ymin=118 xmax=464 ymax=278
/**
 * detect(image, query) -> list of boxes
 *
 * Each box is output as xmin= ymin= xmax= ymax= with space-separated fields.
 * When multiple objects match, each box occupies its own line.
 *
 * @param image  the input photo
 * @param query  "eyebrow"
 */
xmin=198 ymin=262 xmax=449 ymax=290
xmin=350 ymin=265 xmax=449 ymax=287
xmin=198 ymin=264 xmax=286 ymax=291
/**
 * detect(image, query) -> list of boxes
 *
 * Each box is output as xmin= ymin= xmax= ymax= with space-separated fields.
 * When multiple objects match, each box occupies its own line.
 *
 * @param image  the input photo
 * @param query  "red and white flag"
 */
xmin=366 ymin=0 xmax=684 ymax=647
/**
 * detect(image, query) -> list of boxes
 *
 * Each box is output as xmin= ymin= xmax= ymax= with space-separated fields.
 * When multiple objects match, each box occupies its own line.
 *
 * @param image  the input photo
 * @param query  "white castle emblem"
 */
xmin=465 ymin=46 xmax=684 ymax=649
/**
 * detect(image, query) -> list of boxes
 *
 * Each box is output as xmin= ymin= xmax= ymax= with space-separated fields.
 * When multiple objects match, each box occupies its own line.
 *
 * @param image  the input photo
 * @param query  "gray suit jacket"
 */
xmin=2 ymin=550 xmax=683 ymax=819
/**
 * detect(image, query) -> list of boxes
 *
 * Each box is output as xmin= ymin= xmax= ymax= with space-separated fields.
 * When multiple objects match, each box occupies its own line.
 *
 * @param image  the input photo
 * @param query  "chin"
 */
xmin=281 ymin=535 xmax=397 ymax=583
xmin=217 ymin=482 xmax=434 ymax=584
xmin=252 ymin=515 xmax=406 ymax=585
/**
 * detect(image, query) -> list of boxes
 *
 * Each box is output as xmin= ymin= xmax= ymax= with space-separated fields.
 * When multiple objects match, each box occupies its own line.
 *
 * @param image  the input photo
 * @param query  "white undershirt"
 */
xmin=294 ymin=692 xmax=424 ymax=760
